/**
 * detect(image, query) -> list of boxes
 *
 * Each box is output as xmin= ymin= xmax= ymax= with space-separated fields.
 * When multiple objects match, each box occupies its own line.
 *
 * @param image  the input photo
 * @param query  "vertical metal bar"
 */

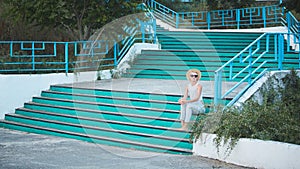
xmin=248 ymin=51 xmax=252 ymax=84
xmin=153 ymin=19 xmax=157 ymax=44
xmin=32 ymin=42 xmax=35 ymax=71
xmin=266 ymin=34 xmax=269 ymax=53
xmin=207 ymin=12 xmax=210 ymax=30
xmin=278 ymin=34 xmax=284 ymax=70
xmin=214 ymin=70 xmax=222 ymax=107
xmin=65 ymin=42 xmax=69 ymax=73
xmin=236 ymin=9 xmax=240 ymax=29
xmin=262 ymin=7 xmax=266 ymax=28
xmin=222 ymin=11 xmax=225 ymax=26
xmin=274 ymin=34 xmax=278 ymax=60
xmin=141 ymin=22 xmax=145 ymax=43
xmin=192 ymin=13 xmax=194 ymax=27
xmin=10 ymin=42 xmax=13 ymax=57
xmin=176 ymin=13 xmax=179 ymax=28
xmin=114 ymin=42 xmax=118 ymax=67
xmin=229 ymin=61 xmax=233 ymax=80
xmin=54 ymin=43 xmax=57 ymax=56
xmin=287 ymin=12 xmax=291 ymax=53
xmin=249 ymin=9 xmax=252 ymax=25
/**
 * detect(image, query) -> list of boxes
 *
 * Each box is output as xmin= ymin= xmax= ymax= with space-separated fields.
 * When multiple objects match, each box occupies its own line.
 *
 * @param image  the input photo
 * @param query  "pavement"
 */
xmin=0 ymin=128 xmax=251 ymax=169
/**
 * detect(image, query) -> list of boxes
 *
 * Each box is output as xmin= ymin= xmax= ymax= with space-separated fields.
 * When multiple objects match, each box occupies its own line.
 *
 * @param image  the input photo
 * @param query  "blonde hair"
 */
xmin=186 ymin=69 xmax=201 ymax=80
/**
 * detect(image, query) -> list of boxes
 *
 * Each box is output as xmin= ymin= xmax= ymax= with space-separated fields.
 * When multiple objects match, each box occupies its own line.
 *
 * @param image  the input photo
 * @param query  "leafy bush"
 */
xmin=190 ymin=69 xmax=300 ymax=152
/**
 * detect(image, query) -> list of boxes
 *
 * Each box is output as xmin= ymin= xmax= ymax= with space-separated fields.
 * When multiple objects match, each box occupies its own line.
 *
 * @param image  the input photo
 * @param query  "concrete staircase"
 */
xmin=0 ymin=82 xmax=197 ymax=154
xmin=1 ymin=25 xmax=299 ymax=155
xmin=122 ymin=26 xmax=298 ymax=81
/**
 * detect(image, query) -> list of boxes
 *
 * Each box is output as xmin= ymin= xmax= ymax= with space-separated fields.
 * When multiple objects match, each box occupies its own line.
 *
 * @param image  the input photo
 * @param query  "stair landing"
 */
xmin=60 ymin=78 xmax=246 ymax=99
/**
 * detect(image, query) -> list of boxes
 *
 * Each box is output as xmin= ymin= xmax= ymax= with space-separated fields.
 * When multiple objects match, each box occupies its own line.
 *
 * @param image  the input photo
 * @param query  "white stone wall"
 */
xmin=0 ymin=71 xmax=98 ymax=119
xmin=193 ymin=133 xmax=300 ymax=169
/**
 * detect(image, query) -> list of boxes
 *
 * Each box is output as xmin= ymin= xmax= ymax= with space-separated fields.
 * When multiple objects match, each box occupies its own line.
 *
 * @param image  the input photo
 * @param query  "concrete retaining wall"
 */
xmin=0 ymin=71 xmax=98 ymax=119
xmin=193 ymin=133 xmax=300 ymax=169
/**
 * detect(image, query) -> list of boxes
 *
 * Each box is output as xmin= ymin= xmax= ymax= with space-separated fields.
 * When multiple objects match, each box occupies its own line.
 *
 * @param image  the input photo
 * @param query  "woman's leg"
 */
xmin=180 ymin=104 xmax=187 ymax=129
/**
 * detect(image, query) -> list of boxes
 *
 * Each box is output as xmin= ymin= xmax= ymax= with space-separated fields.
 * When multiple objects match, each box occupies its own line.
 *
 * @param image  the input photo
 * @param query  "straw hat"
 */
xmin=186 ymin=69 xmax=201 ymax=80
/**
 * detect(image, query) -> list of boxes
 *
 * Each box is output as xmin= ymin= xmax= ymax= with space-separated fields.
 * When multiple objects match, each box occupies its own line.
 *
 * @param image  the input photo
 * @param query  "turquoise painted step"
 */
xmin=141 ymin=50 xmax=240 ymax=56
xmin=9 ymin=111 xmax=192 ymax=150
xmin=122 ymin=74 xmax=210 ymax=80
xmin=12 ymin=109 xmax=191 ymax=140
xmin=160 ymin=45 xmax=250 ymax=50
xmin=125 ymin=69 xmax=263 ymax=77
xmin=2 ymin=120 xmax=191 ymax=155
xmin=50 ymin=86 xmax=181 ymax=103
xmin=24 ymin=102 xmax=182 ymax=128
xmin=159 ymin=41 xmax=253 ymax=46
xmin=127 ymin=67 xmax=268 ymax=77
xmin=140 ymin=50 xmax=281 ymax=56
xmin=157 ymin=31 xmax=262 ymax=36
xmin=16 ymin=107 xmax=190 ymax=139
xmin=31 ymin=97 xmax=180 ymax=119
xmin=157 ymin=38 xmax=272 ymax=42
xmin=40 ymin=91 xmax=180 ymax=111
xmin=131 ymin=65 xmax=219 ymax=71
xmin=157 ymin=34 xmax=262 ymax=39
xmin=135 ymin=55 xmax=293 ymax=65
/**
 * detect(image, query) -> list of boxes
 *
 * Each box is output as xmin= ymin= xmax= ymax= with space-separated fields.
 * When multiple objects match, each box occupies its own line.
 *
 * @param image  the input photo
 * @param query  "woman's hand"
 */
xmin=178 ymin=98 xmax=187 ymax=105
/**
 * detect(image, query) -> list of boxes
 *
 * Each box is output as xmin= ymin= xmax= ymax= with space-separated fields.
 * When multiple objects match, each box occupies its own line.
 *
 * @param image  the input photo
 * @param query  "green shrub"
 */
xmin=190 ymin=69 xmax=300 ymax=152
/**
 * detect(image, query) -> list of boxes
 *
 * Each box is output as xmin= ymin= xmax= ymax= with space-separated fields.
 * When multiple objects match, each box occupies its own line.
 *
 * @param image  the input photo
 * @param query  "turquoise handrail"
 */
xmin=146 ymin=0 xmax=284 ymax=29
xmin=0 ymin=20 xmax=156 ymax=73
xmin=213 ymin=32 xmax=300 ymax=106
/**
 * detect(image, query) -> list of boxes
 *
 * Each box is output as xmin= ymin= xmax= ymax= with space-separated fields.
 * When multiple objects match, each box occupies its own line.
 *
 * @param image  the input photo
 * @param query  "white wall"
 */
xmin=0 ymin=71 xmax=98 ymax=119
xmin=0 ymin=43 xmax=159 ymax=120
xmin=193 ymin=133 xmax=300 ymax=169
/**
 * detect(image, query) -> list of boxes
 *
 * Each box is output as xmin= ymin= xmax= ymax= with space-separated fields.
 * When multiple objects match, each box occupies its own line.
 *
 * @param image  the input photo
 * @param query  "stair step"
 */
xmin=41 ymin=90 xmax=180 ymax=111
xmin=1 ymin=117 xmax=192 ymax=154
xmin=14 ymin=107 xmax=190 ymax=139
xmin=24 ymin=102 xmax=182 ymax=128
xmin=50 ymin=85 xmax=182 ymax=102
xmin=32 ymin=96 xmax=180 ymax=119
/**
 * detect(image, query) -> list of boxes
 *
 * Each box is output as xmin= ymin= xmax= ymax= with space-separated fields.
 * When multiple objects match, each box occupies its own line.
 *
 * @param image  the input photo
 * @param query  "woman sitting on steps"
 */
xmin=178 ymin=69 xmax=205 ymax=131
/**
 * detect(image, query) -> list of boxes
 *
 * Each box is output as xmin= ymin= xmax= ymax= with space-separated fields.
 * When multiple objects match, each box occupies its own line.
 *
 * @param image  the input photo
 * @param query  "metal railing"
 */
xmin=146 ymin=0 xmax=284 ymax=29
xmin=213 ymin=9 xmax=300 ymax=107
xmin=214 ymin=32 xmax=300 ymax=106
xmin=0 ymin=6 xmax=156 ymax=74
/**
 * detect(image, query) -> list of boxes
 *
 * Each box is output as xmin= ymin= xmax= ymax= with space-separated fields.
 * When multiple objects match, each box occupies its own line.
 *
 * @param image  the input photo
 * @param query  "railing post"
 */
xmin=114 ymin=41 xmax=118 ymax=67
xmin=153 ymin=19 xmax=157 ymax=44
xmin=176 ymin=13 xmax=179 ymax=28
xmin=141 ymin=22 xmax=145 ymax=43
xmin=266 ymin=33 xmax=270 ymax=53
xmin=207 ymin=12 xmax=210 ymax=30
xmin=65 ymin=42 xmax=69 ymax=73
xmin=9 ymin=42 xmax=13 ymax=57
xmin=248 ymin=48 xmax=253 ymax=84
xmin=236 ymin=9 xmax=240 ymax=29
xmin=214 ymin=71 xmax=222 ymax=107
xmin=274 ymin=34 xmax=278 ymax=60
xmin=31 ymin=42 xmax=35 ymax=71
xmin=262 ymin=7 xmax=266 ymax=28
xmin=287 ymin=12 xmax=291 ymax=37
xmin=278 ymin=33 xmax=284 ymax=70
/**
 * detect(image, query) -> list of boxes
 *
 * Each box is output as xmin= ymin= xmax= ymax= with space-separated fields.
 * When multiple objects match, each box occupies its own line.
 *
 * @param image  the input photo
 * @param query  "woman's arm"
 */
xmin=178 ymin=86 xmax=188 ymax=104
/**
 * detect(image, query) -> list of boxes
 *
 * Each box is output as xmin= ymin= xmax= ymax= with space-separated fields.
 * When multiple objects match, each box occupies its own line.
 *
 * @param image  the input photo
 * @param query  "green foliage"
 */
xmin=282 ymin=0 xmax=300 ymax=14
xmin=190 ymin=69 xmax=300 ymax=153
xmin=156 ymin=0 xmax=258 ymax=12
xmin=3 ymin=0 xmax=141 ymax=41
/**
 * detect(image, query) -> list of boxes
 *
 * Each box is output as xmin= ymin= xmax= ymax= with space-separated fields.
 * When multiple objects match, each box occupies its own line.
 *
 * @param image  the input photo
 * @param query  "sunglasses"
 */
xmin=190 ymin=74 xmax=198 ymax=78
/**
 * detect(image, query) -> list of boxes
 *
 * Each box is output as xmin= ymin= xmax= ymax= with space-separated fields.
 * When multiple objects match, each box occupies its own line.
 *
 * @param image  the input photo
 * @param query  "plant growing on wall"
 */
xmin=190 ymin=69 xmax=300 ymax=153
